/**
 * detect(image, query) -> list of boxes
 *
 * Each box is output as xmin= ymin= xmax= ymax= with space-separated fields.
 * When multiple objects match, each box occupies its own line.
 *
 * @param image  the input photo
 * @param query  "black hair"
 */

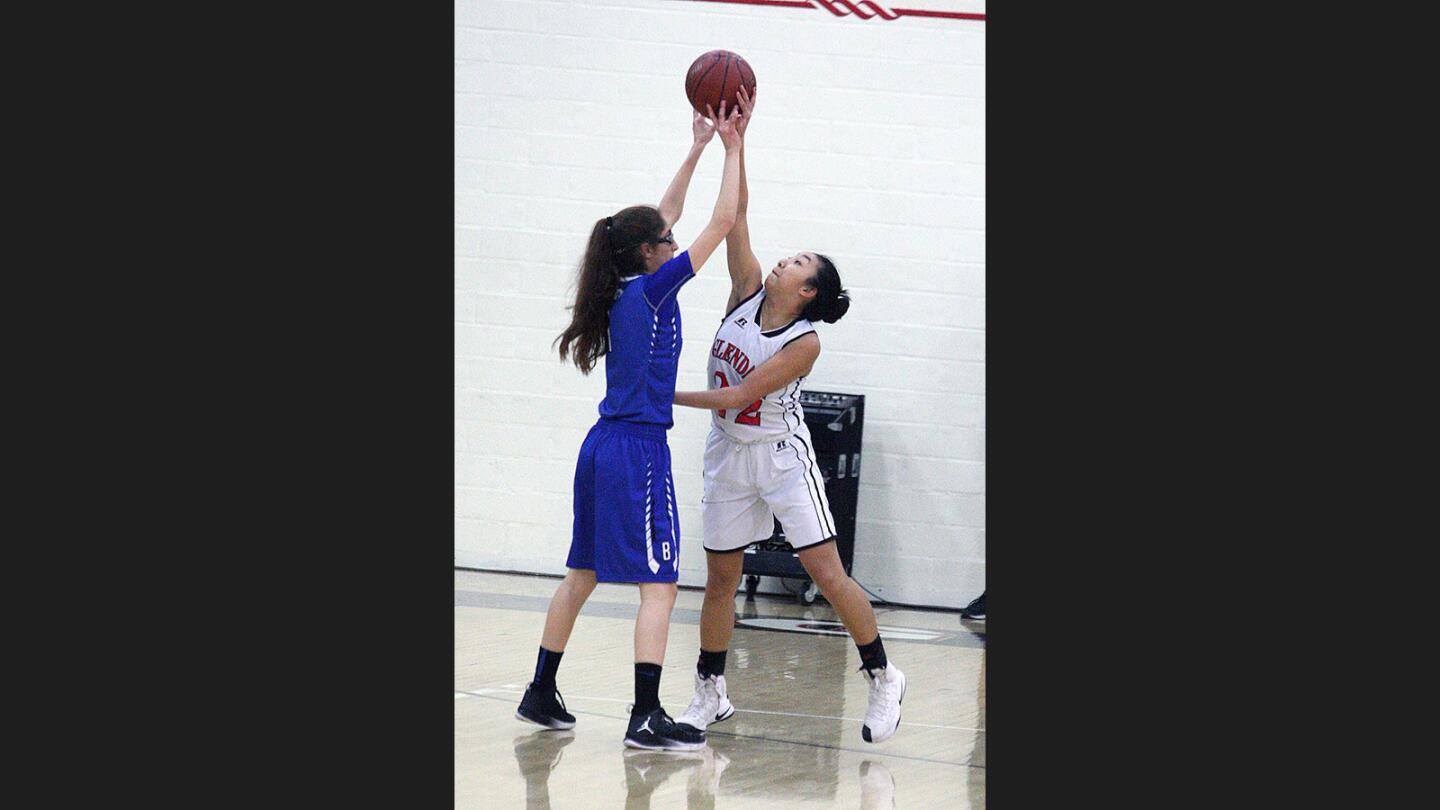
xmin=554 ymin=205 xmax=668 ymax=375
xmin=801 ymin=253 xmax=850 ymax=324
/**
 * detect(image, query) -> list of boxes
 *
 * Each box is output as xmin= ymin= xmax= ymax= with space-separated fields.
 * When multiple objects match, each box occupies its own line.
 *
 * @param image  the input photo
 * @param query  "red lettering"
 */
xmin=714 ymin=340 xmax=753 ymax=378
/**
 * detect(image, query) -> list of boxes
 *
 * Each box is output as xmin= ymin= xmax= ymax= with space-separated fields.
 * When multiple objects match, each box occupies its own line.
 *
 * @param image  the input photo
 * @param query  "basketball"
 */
xmin=685 ymin=50 xmax=756 ymax=118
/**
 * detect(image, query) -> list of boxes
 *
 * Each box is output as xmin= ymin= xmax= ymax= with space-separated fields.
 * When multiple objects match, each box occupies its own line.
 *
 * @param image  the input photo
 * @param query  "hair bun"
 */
xmin=824 ymin=291 xmax=850 ymax=323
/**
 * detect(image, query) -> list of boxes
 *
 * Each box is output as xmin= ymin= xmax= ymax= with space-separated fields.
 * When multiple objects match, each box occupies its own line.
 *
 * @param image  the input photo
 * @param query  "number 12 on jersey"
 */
xmin=713 ymin=372 xmax=762 ymax=426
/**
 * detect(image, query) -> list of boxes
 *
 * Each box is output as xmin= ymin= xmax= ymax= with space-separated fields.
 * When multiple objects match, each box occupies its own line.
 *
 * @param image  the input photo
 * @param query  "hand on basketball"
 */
xmin=692 ymin=110 xmax=716 ymax=145
xmin=711 ymin=101 xmax=743 ymax=151
xmin=735 ymin=86 xmax=756 ymax=138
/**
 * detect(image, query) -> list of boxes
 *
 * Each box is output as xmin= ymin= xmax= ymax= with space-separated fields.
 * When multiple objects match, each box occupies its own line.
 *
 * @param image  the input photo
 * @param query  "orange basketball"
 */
xmin=685 ymin=50 xmax=756 ymax=118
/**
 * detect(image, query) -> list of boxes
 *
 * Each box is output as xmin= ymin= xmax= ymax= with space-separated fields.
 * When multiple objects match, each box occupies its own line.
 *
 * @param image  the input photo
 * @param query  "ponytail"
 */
xmin=802 ymin=254 xmax=850 ymax=324
xmin=554 ymin=205 xmax=666 ymax=374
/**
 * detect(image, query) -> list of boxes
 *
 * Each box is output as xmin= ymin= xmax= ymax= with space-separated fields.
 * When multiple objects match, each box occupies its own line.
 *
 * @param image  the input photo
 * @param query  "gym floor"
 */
xmin=456 ymin=569 xmax=986 ymax=808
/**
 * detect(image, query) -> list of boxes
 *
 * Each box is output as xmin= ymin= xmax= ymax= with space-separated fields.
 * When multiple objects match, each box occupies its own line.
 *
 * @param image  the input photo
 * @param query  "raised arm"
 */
xmin=725 ymin=86 xmax=763 ymax=313
xmin=657 ymin=111 xmax=716 ymax=230
xmin=681 ymin=102 xmax=745 ymax=274
xmin=675 ymin=333 xmax=820 ymax=411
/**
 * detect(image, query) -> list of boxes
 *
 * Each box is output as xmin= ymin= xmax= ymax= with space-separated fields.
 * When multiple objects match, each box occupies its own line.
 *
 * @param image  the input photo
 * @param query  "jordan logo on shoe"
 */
xmin=637 ymin=718 xmax=653 ymax=735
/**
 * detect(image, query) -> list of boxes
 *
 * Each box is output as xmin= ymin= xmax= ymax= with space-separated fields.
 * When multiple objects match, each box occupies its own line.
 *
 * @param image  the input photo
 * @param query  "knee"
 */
xmin=706 ymin=565 xmax=743 ymax=596
xmin=566 ymin=569 xmax=597 ymax=598
xmin=640 ymin=582 xmax=678 ymax=607
xmin=803 ymin=559 xmax=848 ymax=595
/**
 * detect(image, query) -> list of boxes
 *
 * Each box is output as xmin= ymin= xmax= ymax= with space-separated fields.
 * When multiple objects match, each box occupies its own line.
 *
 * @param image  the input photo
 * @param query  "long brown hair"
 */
xmin=555 ymin=205 xmax=667 ymax=374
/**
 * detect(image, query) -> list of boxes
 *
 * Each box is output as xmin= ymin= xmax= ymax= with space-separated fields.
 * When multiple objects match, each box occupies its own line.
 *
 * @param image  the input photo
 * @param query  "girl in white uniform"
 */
xmin=698 ymin=287 xmax=836 ymax=554
xmin=671 ymin=87 xmax=906 ymax=745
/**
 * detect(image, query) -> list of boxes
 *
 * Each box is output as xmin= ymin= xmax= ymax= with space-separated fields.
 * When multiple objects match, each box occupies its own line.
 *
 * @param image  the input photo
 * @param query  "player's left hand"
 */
xmin=714 ymin=102 xmax=743 ymax=150
xmin=735 ymin=86 xmax=755 ymax=138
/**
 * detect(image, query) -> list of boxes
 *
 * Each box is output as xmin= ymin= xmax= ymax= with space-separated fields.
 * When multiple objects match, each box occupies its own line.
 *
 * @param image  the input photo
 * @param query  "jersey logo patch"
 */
xmin=735 ymin=317 xmax=748 ymax=327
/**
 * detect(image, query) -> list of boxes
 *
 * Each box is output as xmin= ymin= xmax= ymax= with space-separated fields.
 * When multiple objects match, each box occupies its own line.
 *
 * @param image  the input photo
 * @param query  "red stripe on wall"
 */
xmin=684 ymin=1 xmax=986 ymax=22
xmin=891 ymin=8 xmax=986 ymax=20
xmin=686 ymin=0 xmax=814 ymax=7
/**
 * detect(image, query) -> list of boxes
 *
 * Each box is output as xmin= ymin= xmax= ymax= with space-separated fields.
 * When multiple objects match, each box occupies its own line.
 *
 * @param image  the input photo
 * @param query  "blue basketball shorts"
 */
xmin=567 ymin=419 xmax=681 ymax=583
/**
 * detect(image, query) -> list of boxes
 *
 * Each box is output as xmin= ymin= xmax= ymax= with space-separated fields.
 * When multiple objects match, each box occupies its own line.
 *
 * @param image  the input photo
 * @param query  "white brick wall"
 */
xmin=455 ymin=0 xmax=985 ymax=608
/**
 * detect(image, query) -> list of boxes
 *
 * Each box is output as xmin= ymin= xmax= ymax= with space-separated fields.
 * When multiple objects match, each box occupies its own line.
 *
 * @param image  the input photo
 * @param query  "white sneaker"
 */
xmin=861 ymin=663 xmax=906 ymax=743
xmin=674 ymin=672 xmax=735 ymax=732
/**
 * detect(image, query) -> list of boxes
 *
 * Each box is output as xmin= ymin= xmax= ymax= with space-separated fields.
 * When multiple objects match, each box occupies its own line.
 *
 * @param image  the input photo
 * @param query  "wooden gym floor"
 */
xmin=456 ymin=569 xmax=986 ymax=809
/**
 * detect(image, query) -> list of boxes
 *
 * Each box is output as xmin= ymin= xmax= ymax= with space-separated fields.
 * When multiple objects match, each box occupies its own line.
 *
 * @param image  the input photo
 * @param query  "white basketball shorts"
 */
xmin=700 ymin=426 xmax=838 ymax=553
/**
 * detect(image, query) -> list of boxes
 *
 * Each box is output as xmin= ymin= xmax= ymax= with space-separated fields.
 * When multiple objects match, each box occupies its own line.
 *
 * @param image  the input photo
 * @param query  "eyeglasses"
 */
xmin=651 ymin=232 xmax=675 ymax=246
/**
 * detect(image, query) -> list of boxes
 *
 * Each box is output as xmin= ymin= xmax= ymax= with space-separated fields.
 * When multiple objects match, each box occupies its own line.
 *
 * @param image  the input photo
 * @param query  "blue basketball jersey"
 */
xmin=596 ymin=251 xmax=695 ymax=428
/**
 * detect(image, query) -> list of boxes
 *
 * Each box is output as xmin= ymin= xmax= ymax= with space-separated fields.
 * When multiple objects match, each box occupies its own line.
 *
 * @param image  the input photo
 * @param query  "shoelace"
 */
xmin=864 ymin=670 xmax=888 ymax=699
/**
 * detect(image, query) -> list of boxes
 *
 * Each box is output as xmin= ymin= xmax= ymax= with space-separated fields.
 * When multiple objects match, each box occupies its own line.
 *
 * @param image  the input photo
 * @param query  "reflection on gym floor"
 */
xmin=459 ymin=570 xmax=986 ymax=809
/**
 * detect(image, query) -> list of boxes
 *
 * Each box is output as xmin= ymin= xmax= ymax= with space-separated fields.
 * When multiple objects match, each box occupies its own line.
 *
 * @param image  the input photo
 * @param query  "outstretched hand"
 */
xmin=710 ymin=101 xmax=744 ymax=151
xmin=735 ymin=85 xmax=756 ymax=138
xmin=692 ymin=110 xmax=715 ymax=145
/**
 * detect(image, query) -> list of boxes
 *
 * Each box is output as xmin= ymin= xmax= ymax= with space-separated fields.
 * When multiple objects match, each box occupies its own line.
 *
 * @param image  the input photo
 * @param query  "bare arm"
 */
xmin=683 ymin=103 xmax=745 ymax=274
xmin=675 ymin=333 xmax=820 ymax=410
xmin=724 ymin=86 xmax=763 ymax=313
xmin=657 ymin=111 xmax=715 ymax=230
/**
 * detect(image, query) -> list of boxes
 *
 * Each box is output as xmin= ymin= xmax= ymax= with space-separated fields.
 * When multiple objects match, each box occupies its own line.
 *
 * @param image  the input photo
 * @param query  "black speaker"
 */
xmin=742 ymin=390 xmax=865 ymax=602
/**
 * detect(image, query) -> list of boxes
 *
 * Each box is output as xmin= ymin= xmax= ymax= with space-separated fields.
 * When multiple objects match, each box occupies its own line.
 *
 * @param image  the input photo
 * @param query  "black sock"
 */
xmin=697 ymin=649 xmax=727 ymax=678
xmin=857 ymin=635 xmax=888 ymax=673
xmin=634 ymin=663 xmax=663 ymax=714
xmin=532 ymin=646 xmax=563 ymax=689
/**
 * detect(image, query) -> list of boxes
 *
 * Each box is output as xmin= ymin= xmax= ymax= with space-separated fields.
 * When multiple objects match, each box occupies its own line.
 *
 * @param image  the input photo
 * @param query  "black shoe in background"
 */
xmin=515 ymin=682 xmax=577 ymax=730
xmin=961 ymin=592 xmax=986 ymax=621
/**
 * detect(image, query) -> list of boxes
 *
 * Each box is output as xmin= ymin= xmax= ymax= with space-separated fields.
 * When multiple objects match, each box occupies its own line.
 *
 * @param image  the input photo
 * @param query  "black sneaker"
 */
xmin=515 ymin=682 xmax=576 ymax=730
xmin=960 ymin=592 xmax=985 ymax=621
xmin=623 ymin=706 xmax=706 ymax=751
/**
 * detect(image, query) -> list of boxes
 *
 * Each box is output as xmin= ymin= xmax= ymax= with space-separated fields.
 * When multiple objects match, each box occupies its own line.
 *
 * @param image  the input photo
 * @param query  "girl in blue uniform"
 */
xmin=516 ymin=102 xmax=745 ymax=751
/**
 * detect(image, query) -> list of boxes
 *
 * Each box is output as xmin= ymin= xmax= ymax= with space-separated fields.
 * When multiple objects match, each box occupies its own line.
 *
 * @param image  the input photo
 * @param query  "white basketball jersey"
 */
xmin=706 ymin=289 xmax=816 ymax=442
